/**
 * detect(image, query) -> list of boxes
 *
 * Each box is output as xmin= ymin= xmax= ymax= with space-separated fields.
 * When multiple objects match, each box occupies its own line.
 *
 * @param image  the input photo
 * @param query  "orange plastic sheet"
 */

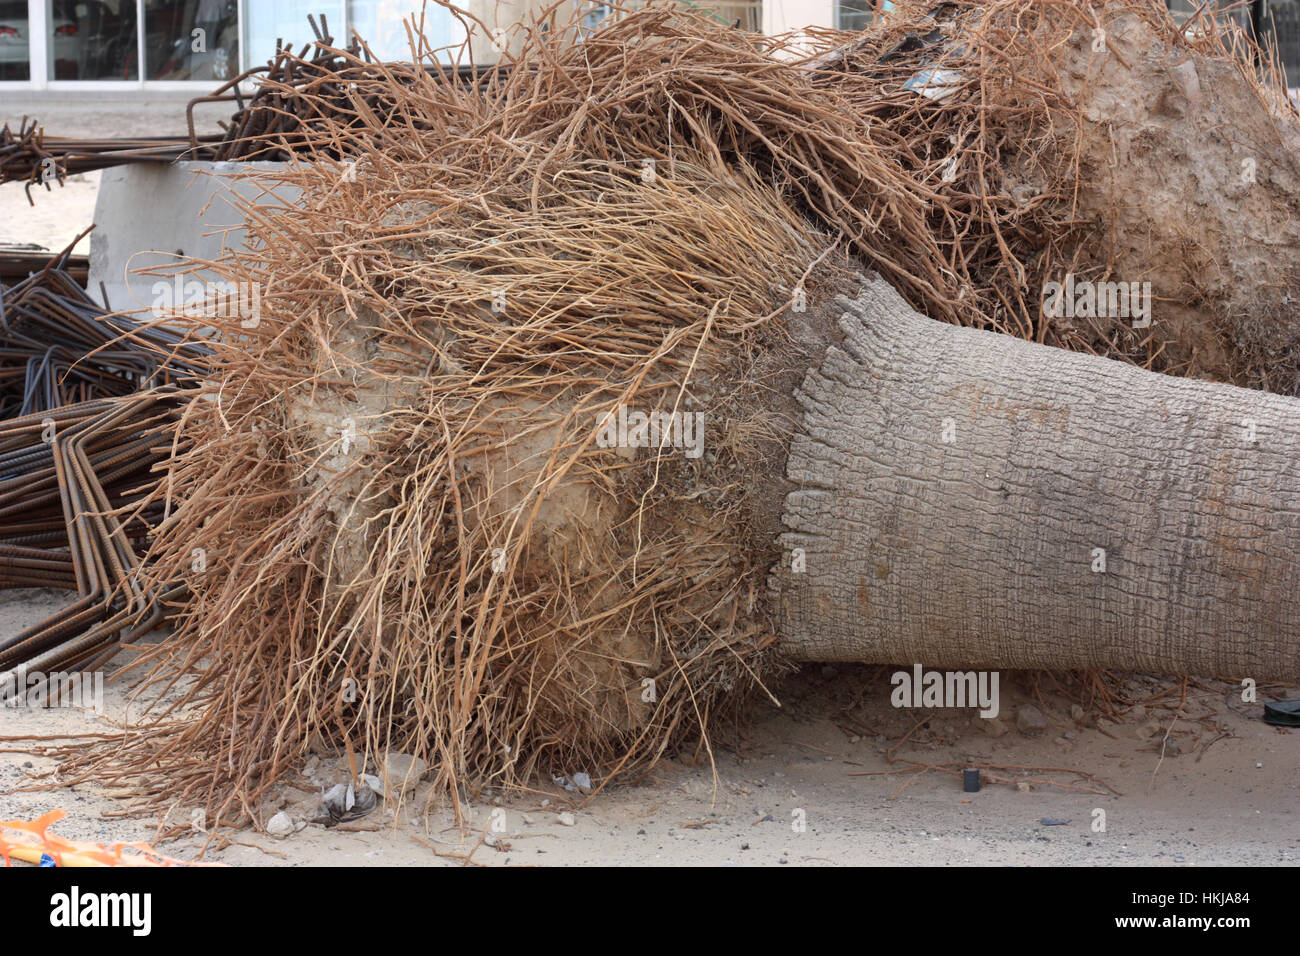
xmin=1 ymin=810 xmax=213 ymax=867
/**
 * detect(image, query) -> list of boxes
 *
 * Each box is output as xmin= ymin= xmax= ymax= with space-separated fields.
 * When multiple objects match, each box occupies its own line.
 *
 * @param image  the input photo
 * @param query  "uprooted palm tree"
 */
xmin=25 ymin=0 xmax=1300 ymax=827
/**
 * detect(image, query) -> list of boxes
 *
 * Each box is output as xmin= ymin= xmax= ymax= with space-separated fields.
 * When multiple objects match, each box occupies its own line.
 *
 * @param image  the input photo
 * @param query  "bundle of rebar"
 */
xmin=0 ymin=247 xmax=207 ymax=420
xmin=0 ymin=247 xmax=206 ymax=685
xmin=191 ymin=14 xmax=499 ymax=163
xmin=0 ymin=391 xmax=189 ymax=682
xmin=0 ymin=246 xmax=88 ymax=286
xmin=0 ymin=118 xmax=222 ymax=202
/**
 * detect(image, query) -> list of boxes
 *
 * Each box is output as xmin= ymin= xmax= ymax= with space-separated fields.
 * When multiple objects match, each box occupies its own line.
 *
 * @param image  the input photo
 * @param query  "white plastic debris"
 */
xmin=903 ymin=67 xmax=964 ymax=101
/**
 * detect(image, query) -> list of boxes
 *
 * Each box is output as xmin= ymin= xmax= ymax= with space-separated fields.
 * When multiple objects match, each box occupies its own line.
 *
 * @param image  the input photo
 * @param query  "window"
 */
xmin=146 ymin=0 xmax=239 ymax=81
xmin=574 ymin=1 xmax=611 ymax=38
xmin=0 ymin=0 xmax=31 ymax=79
xmin=1166 ymin=0 xmax=1251 ymax=29
xmin=837 ymin=0 xmax=878 ymax=33
xmin=244 ymin=1 xmax=462 ymax=69
xmin=696 ymin=2 xmax=762 ymax=32
xmin=49 ymin=0 xmax=139 ymax=79
xmin=1258 ymin=0 xmax=1300 ymax=88
xmin=347 ymin=0 xmax=461 ymax=61
xmin=244 ymin=0 xmax=342 ymax=70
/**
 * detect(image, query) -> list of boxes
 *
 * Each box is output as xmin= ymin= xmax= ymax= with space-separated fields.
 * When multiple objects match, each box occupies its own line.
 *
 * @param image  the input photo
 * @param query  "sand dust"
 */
xmin=2 ymin=589 xmax=1295 ymax=866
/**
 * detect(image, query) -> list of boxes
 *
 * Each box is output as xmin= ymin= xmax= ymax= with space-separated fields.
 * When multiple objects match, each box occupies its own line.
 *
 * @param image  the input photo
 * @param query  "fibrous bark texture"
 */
xmin=771 ymin=279 xmax=1300 ymax=679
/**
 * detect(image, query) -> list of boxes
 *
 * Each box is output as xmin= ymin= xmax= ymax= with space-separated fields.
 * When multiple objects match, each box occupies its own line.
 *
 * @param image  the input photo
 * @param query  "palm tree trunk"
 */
xmin=770 ymin=279 xmax=1300 ymax=679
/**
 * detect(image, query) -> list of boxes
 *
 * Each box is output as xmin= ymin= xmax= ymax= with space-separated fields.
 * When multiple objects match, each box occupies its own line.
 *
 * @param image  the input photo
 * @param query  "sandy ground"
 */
xmin=3 ymin=97 xmax=198 ymax=137
xmin=2 ymin=588 xmax=1296 ymax=867
xmin=1 ymin=172 xmax=100 ymax=256
xmin=1 ymin=98 xmax=1296 ymax=868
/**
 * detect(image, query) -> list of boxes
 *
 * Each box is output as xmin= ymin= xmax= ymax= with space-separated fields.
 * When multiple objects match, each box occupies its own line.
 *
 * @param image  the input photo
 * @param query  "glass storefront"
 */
xmin=245 ymin=1 xmax=454 ymax=67
xmin=348 ymin=0 xmax=458 ymax=60
xmin=1 ymin=0 xmax=1293 ymax=88
xmin=1 ymin=0 xmax=463 ymax=85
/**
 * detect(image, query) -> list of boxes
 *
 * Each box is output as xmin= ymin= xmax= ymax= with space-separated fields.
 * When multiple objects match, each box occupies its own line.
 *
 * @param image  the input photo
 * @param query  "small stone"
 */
xmin=557 ymin=812 xmax=576 ymax=827
xmin=1070 ymin=704 xmax=1085 ymax=722
xmin=1016 ymin=781 xmax=1033 ymax=793
xmin=266 ymin=811 xmax=294 ymax=838
xmin=521 ymin=812 xmax=536 ymax=825
xmin=1133 ymin=719 xmax=1163 ymax=741
xmin=1016 ymin=705 xmax=1048 ymax=735
xmin=980 ymin=716 xmax=1009 ymax=738
xmin=380 ymin=753 xmax=427 ymax=795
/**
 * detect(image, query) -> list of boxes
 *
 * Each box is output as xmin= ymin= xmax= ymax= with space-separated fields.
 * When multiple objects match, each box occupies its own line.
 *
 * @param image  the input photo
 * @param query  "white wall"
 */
xmin=763 ymin=0 xmax=836 ymax=35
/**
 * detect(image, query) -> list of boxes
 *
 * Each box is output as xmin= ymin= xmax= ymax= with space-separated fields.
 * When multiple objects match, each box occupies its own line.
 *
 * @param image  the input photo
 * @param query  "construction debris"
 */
xmin=0 ymin=243 xmax=206 ymax=687
xmin=0 ymin=391 xmax=190 ymax=680
xmin=0 ymin=240 xmax=206 ymax=417
xmin=0 ymin=809 xmax=212 ymax=866
xmin=0 ymin=118 xmax=222 ymax=203
xmin=1 ymin=14 xmax=495 ymax=197
xmin=188 ymin=12 xmax=492 ymax=163
xmin=0 ymin=245 xmax=88 ymax=286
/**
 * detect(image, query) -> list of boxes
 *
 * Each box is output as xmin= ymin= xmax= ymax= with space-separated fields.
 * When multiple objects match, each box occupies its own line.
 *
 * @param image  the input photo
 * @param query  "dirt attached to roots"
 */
xmin=1054 ymin=13 xmax=1300 ymax=392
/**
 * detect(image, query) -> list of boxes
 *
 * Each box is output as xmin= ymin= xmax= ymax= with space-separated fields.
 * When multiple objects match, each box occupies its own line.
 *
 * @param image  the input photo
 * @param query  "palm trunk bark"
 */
xmin=770 ymin=279 xmax=1300 ymax=680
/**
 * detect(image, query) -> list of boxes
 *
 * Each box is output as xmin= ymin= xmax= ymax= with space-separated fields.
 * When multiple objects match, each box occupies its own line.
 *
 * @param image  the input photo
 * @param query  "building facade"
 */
xmin=0 ymin=0 xmax=1295 ymax=91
